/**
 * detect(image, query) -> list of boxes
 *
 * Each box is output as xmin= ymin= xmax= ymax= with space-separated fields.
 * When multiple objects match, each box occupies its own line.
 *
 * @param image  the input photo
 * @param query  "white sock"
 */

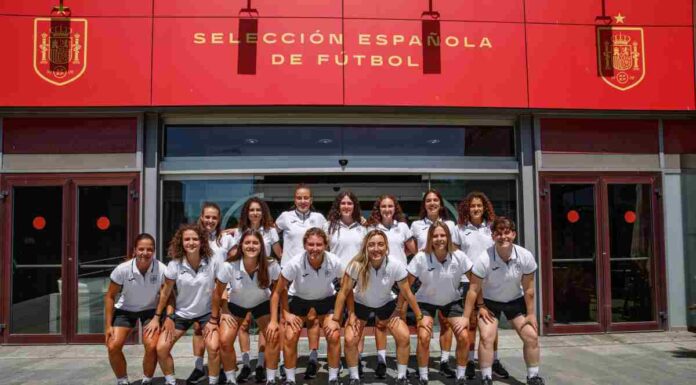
xmin=266 ymin=369 xmax=276 ymax=380
xmin=527 ymin=366 xmax=540 ymax=378
xmin=481 ymin=367 xmax=492 ymax=379
xmin=309 ymin=349 xmax=318 ymax=363
xmin=225 ymin=370 xmax=237 ymax=383
xmin=457 ymin=365 xmax=466 ymax=379
xmin=440 ymin=350 xmax=450 ymax=363
xmin=257 ymin=352 xmax=265 ymax=368
xmin=377 ymin=349 xmax=387 ymax=364
xmin=348 ymin=366 xmax=359 ymax=380
xmin=165 ymin=374 xmax=177 ymax=385
xmin=242 ymin=351 xmax=251 ymax=367
xmin=116 ymin=376 xmax=129 ymax=385
xmin=208 ymin=376 xmax=219 ymax=385
xmin=494 ymin=351 xmax=498 ymax=360
xmin=330 ymin=367 xmax=340 ymax=381
xmin=418 ymin=367 xmax=429 ymax=380
xmin=194 ymin=356 xmax=205 ymax=370
xmin=285 ymin=368 xmax=296 ymax=382
xmin=397 ymin=364 xmax=407 ymax=379
xmin=142 ymin=376 xmax=152 ymax=384
xmin=468 ymin=350 xmax=475 ymax=362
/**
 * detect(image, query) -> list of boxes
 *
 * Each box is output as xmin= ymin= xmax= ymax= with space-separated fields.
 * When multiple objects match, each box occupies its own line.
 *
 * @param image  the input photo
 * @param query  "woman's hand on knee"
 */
xmin=450 ymin=316 xmax=468 ymax=336
xmin=479 ymin=306 xmax=496 ymax=324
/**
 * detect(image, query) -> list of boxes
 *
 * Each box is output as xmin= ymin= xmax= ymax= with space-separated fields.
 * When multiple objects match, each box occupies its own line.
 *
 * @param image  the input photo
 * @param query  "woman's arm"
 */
xmin=405 ymin=239 xmax=417 ymax=257
xmin=144 ymin=279 xmax=174 ymax=337
xmin=272 ymin=243 xmax=283 ymax=261
xmin=332 ymin=273 xmax=353 ymax=321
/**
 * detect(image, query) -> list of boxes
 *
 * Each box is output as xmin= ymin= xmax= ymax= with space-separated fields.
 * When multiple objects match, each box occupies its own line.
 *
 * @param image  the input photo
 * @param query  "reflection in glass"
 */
xmin=550 ymin=184 xmax=598 ymax=324
xmin=77 ymin=186 xmax=129 ymax=334
xmin=11 ymin=186 xmax=63 ymax=334
xmin=608 ymin=184 xmax=654 ymax=323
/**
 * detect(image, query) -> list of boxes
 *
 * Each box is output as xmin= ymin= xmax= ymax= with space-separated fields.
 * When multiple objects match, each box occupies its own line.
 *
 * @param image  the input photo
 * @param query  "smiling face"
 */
xmin=248 ymin=202 xmax=263 ymax=226
xmin=424 ymin=192 xmax=442 ymax=218
xmin=340 ymin=195 xmax=355 ymax=221
xmin=182 ymin=229 xmax=201 ymax=255
xmin=241 ymin=233 xmax=261 ymax=259
xmin=379 ymin=197 xmax=395 ymax=222
xmin=469 ymin=197 xmax=484 ymax=224
xmin=133 ymin=238 xmax=155 ymax=265
xmin=431 ymin=225 xmax=449 ymax=253
xmin=200 ymin=207 xmax=220 ymax=233
xmin=366 ymin=233 xmax=388 ymax=264
xmin=304 ymin=234 xmax=327 ymax=263
xmin=492 ymin=226 xmax=517 ymax=248
xmin=294 ymin=187 xmax=312 ymax=213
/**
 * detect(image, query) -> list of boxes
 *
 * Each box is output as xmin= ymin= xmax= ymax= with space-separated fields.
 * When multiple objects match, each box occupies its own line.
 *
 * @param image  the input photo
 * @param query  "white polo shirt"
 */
xmin=217 ymin=259 xmax=281 ymax=308
xmin=209 ymin=231 xmax=237 ymax=265
xmin=276 ymin=210 xmax=327 ymax=260
xmin=368 ymin=221 xmax=413 ymax=265
xmin=232 ymin=226 xmax=281 ymax=259
xmin=281 ymin=251 xmax=343 ymax=300
xmin=455 ymin=221 xmax=493 ymax=282
xmin=472 ymin=244 xmax=537 ymax=303
xmin=164 ymin=257 xmax=219 ymax=319
xmin=348 ymin=256 xmax=407 ymax=308
xmin=323 ymin=220 xmax=367 ymax=268
xmin=110 ymin=259 xmax=167 ymax=312
xmin=410 ymin=218 xmax=459 ymax=251
xmin=407 ymin=250 xmax=473 ymax=306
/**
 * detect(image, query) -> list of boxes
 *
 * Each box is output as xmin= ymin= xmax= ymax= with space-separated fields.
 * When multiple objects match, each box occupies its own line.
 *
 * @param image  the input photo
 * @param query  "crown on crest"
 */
xmin=612 ymin=33 xmax=631 ymax=45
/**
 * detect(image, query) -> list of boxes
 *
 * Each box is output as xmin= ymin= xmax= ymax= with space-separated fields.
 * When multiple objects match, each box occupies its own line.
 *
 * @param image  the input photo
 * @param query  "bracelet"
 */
xmin=167 ymin=313 xmax=175 ymax=320
xmin=154 ymin=313 xmax=162 ymax=317
xmin=209 ymin=320 xmax=219 ymax=326
xmin=331 ymin=316 xmax=341 ymax=323
xmin=416 ymin=313 xmax=424 ymax=321
xmin=475 ymin=303 xmax=485 ymax=309
xmin=211 ymin=315 xmax=220 ymax=321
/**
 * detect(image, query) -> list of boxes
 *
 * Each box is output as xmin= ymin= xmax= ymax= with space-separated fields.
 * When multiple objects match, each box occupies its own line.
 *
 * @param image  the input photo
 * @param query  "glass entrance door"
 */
xmin=540 ymin=174 xmax=664 ymax=334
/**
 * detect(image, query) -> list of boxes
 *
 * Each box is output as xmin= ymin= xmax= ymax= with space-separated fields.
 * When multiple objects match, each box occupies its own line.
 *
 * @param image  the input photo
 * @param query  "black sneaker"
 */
xmin=186 ymin=368 xmax=207 ymax=385
xmin=220 ymin=370 xmax=227 ymax=384
xmin=266 ymin=380 xmax=276 ymax=385
xmin=329 ymin=379 xmax=341 ymax=385
xmin=456 ymin=378 xmax=466 ymax=385
xmin=348 ymin=378 xmax=360 ymax=385
xmin=527 ymin=376 xmax=545 ymax=385
xmin=238 ymin=365 xmax=252 ymax=382
xmin=358 ymin=360 xmax=364 ymax=378
xmin=465 ymin=361 xmax=476 ymax=380
xmin=375 ymin=362 xmax=387 ymax=379
xmin=417 ymin=378 xmax=428 ymax=385
xmin=492 ymin=360 xmax=509 ymax=379
xmin=304 ymin=361 xmax=318 ymax=379
xmin=396 ymin=377 xmax=410 ymax=385
xmin=481 ymin=378 xmax=493 ymax=385
xmin=255 ymin=366 xmax=266 ymax=383
xmin=439 ymin=362 xmax=456 ymax=378
xmin=283 ymin=381 xmax=295 ymax=385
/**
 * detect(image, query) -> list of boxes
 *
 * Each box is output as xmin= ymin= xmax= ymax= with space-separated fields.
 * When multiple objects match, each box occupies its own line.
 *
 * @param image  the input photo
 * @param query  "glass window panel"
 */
xmin=464 ymin=126 xmax=515 ymax=157
xmin=429 ymin=179 xmax=517 ymax=224
xmin=77 ymin=186 xmax=128 ymax=334
xmin=342 ymin=126 xmax=465 ymax=156
xmin=11 ymin=186 xmax=63 ymax=334
xmin=608 ymin=184 xmax=655 ymax=323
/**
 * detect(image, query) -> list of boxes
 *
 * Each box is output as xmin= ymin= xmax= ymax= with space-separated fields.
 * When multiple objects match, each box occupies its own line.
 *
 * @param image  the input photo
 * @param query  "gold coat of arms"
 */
xmin=596 ymin=26 xmax=645 ymax=91
xmin=33 ymin=17 xmax=88 ymax=86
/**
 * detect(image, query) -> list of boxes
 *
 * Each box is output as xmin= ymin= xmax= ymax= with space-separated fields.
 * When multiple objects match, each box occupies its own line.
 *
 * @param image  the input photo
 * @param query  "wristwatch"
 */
xmin=416 ymin=313 xmax=424 ymax=321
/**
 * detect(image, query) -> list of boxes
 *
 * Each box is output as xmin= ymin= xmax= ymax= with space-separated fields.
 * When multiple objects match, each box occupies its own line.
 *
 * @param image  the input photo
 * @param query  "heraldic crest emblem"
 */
xmin=596 ymin=25 xmax=645 ymax=91
xmin=33 ymin=15 xmax=88 ymax=86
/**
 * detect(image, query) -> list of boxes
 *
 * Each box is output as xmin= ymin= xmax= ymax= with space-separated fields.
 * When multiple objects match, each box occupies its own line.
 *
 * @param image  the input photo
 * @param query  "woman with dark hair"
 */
xmin=151 ymin=224 xmax=222 ymax=385
xmin=105 ymin=233 xmax=166 ymax=385
xmin=456 ymin=192 xmax=508 ymax=379
xmin=267 ymin=228 xmax=343 ymax=385
xmin=328 ymin=229 xmax=426 ymax=385
xmin=323 ymin=191 xmax=366 ymax=267
xmin=408 ymin=222 xmax=474 ymax=385
xmin=207 ymin=229 xmax=281 ymax=385
xmin=230 ymin=197 xmax=283 ymax=381
xmin=410 ymin=188 xmax=460 ymax=377
xmin=463 ymin=217 xmax=544 ymax=385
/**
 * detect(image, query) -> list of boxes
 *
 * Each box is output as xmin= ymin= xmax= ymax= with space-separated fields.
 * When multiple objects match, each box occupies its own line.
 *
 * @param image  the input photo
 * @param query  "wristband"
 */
xmin=167 ymin=313 xmax=176 ymax=320
xmin=416 ymin=313 xmax=424 ymax=321
xmin=154 ymin=313 xmax=162 ymax=318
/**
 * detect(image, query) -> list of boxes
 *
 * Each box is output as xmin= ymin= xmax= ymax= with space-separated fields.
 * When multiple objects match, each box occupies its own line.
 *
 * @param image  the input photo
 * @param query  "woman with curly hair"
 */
xmin=150 ymin=224 xmax=223 ymax=385
xmin=455 ymin=191 xmax=508 ymax=379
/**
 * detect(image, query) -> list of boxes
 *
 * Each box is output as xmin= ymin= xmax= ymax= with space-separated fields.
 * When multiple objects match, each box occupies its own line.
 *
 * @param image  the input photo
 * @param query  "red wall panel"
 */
xmin=343 ymin=19 xmax=528 ymax=107
xmin=0 ymin=16 xmax=152 ymax=107
xmin=343 ymin=0 xmax=524 ymax=22
xmin=664 ymin=120 xmax=696 ymax=154
xmin=525 ymin=0 xmax=692 ymax=26
xmin=3 ymin=118 xmax=137 ymax=154
xmin=154 ymin=0 xmax=340 ymax=18
xmin=527 ymin=24 xmax=695 ymax=110
xmin=540 ymin=119 xmax=659 ymax=154
xmin=0 ymin=0 xmax=152 ymax=17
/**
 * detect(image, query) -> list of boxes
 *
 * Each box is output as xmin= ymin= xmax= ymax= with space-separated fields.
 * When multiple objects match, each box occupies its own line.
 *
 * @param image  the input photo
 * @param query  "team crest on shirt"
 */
xmin=149 ymin=275 xmax=158 ymax=284
xmin=34 ymin=17 xmax=88 ymax=86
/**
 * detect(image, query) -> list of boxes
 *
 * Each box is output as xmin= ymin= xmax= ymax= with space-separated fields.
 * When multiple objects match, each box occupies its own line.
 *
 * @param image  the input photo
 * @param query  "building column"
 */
xmin=143 ymin=113 xmax=160 ymax=254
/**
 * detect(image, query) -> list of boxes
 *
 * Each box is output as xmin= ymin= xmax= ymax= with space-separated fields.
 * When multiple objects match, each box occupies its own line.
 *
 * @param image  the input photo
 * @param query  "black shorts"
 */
xmin=354 ymin=300 xmax=397 ymax=322
xmin=112 ymin=308 xmax=156 ymax=329
xmin=172 ymin=312 xmax=212 ymax=331
xmin=459 ymin=282 xmax=471 ymax=299
xmin=483 ymin=297 xmax=527 ymax=321
xmin=288 ymin=295 xmax=335 ymax=317
xmin=229 ymin=301 xmax=270 ymax=320
xmin=419 ymin=300 xmax=464 ymax=318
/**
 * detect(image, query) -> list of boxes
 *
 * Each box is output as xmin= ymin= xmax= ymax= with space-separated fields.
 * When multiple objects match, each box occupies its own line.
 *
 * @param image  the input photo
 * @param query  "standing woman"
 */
xmin=152 ymin=224 xmax=222 ymax=385
xmin=408 ymin=222 xmax=474 ymax=385
xmin=364 ymin=194 xmax=417 ymax=378
xmin=462 ymin=217 xmax=545 ymax=385
xmin=275 ymin=184 xmax=327 ymax=377
xmin=409 ymin=188 xmax=459 ymax=377
xmin=105 ymin=233 xmax=166 ymax=385
xmin=208 ymin=229 xmax=282 ymax=385
xmin=267 ymin=228 xmax=343 ymax=385
xmin=230 ymin=197 xmax=283 ymax=382
xmin=328 ymin=229 xmax=428 ymax=385
xmin=323 ymin=191 xmax=366 ymax=268
xmin=455 ymin=192 xmax=508 ymax=379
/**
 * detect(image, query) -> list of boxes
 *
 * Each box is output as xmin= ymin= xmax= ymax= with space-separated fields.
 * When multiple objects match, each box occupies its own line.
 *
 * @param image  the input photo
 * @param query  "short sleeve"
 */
xmin=346 ymin=262 xmax=359 ymax=281
xmin=322 ymin=221 xmax=331 ymax=233
xmin=280 ymin=260 xmax=297 ymax=282
xmin=110 ymin=265 xmax=125 ymax=285
xmin=392 ymin=261 xmax=408 ymax=282
xmin=269 ymin=227 xmax=280 ymax=244
xmin=268 ymin=261 xmax=281 ymax=281
xmin=164 ymin=260 xmax=179 ymax=280
xmin=406 ymin=253 xmax=422 ymax=277
xmin=471 ymin=253 xmax=489 ymax=279
xmin=402 ymin=223 xmax=413 ymax=241
xmin=457 ymin=250 xmax=474 ymax=274
xmin=451 ymin=227 xmax=462 ymax=247
xmin=316 ymin=213 xmax=328 ymax=228
xmin=521 ymin=249 xmax=538 ymax=275
xmin=275 ymin=212 xmax=288 ymax=232
xmin=216 ymin=262 xmax=233 ymax=284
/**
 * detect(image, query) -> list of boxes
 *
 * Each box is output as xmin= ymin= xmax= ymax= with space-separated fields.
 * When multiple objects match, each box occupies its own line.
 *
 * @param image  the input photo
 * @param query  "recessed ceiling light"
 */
xmin=317 ymin=138 xmax=333 ymax=144
xmin=426 ymin=139 xmax=441 ymax=144
xmin=244 ymin=138 xmax=259 ymax=144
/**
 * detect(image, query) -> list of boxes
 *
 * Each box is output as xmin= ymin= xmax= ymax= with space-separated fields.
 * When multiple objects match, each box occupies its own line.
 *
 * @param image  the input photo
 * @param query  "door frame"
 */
xmin=1 ymin=173 xmax=139 ymax=344
xmin=539 ymin=172 xmax=666 ymax=335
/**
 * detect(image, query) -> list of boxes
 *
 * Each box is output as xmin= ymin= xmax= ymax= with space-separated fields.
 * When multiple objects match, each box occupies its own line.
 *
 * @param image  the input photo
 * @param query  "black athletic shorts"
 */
xmin=172 ymin=312 xmax=212 ymax=331
xmin=228 ymin=300 xmax=270 ymax=320
xmin=112 ymin=308 xmax=156 ymax=329
xmin=459 ymin=282 xmax=471 ymax=299
xmin=419 ymin=299 xmax=465 ymax=318
xmin=483 ymin=296 xmax=527 ymax=320
xmin=288 ymin=295 xmax=335 ymax=317
xmin=354 ymin=300 xmax=397 ymax=322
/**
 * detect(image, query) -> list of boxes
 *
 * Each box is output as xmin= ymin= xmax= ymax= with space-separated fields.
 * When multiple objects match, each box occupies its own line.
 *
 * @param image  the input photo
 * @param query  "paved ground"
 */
xmin=0 ymin=330 xmax=695 ymax=385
